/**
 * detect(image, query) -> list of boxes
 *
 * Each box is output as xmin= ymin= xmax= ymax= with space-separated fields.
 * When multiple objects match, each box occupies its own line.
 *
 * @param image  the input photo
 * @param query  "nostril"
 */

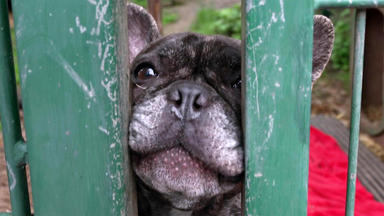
xmin=193 ymin=94 xmax=207 ymax=110
xmin=175 ymin=96 xmax=182 ymax=107
xmin=193 ymin=100 xmax=202 ymax=110
xmin=169 ymin=90 xmax=182 ymax=107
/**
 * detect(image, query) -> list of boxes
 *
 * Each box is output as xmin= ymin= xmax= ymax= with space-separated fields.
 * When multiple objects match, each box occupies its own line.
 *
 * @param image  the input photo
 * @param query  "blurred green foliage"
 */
xmin=162 ymin=11 xmax=179 ymax=25
xmin=329 ymin=9 xmax=351 ymax=73
xmin=132 ymin=0 xmax=147 ymax=7
xmin=191 ymin=4 xmax=241 ymax=39
xmin=11 ymin=27 xmax=19 ymax=85
xmin=131 ymin=0 xmax=179 ymax=26
xmin=130 ymin=0 xmax=181 ymax=8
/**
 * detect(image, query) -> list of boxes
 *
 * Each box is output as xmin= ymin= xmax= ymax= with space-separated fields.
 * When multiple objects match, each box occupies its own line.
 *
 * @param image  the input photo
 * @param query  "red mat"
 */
xmin=308 ymin=127 xmax=384 ymax=216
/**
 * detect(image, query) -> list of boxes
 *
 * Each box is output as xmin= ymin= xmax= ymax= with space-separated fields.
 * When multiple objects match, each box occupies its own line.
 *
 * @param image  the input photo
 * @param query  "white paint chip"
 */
xmin=53 ymin=53 xmax=96 ymax=101
xmin=279 ymin=0 xmax=286 ymax=22
xmin=6 ymin=162 xmax=16 ymax=191
xmin=271 ymin=13 xmax=278 ymax=23
xmin=99 ymin=126 xmax=110 ymax=135
xmin=75 ymin=16 xmax=87 ymax=33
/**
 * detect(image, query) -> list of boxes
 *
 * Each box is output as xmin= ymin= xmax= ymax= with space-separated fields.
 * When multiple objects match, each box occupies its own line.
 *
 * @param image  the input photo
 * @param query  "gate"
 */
xmin=0 ymin=0 xmax=384 ymax=215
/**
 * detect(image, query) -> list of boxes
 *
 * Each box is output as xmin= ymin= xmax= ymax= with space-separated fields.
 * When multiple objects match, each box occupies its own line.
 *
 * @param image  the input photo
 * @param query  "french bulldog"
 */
xmin=127 ymin=3 xmax=334 ymax=216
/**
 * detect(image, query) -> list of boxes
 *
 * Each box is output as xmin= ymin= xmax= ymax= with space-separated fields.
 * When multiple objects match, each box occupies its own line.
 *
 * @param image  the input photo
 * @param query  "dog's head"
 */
xmin=127 ymin=3 xmax=334 ymax=211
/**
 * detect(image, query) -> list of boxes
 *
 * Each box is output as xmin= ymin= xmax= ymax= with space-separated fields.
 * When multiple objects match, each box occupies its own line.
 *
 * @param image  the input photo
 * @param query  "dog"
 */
xmin=127 ymin=3 xmax=334 ymax=216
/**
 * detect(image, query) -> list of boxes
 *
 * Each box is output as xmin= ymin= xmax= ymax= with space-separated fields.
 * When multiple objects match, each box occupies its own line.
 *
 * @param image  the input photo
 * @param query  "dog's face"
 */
xmin=128 ymin=12 xmax=243 ymax=210
xmin=127 ymin=3 xmax=334 ymax=212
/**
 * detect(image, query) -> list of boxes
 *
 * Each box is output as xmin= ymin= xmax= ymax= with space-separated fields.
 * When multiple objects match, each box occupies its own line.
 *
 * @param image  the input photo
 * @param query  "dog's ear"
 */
xmin=312 ymin=15 xmax=335 ymax=85
xmin=127 ymin=3 xmax=160 ymax=63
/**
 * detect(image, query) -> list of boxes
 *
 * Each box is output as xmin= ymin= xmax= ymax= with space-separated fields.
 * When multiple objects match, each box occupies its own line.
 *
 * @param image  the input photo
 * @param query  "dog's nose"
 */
xmin=168 ymin=83 xmax=210 ymax=120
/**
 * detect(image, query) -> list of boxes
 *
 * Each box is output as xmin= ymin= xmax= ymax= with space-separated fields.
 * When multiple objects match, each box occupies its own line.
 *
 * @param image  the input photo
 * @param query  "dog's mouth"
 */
xmin=132 ymin=145 xmax=241 ymax=182
xmin=132 ymin=145 xmax=241 ymax=209
xmin=137 ymin=146 xmax=212 ymax=175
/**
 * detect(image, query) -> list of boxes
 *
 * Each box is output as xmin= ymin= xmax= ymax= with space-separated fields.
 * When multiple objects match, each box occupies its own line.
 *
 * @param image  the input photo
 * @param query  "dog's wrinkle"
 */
xmin=129 ymin=94 xmax=184 ymax=154
xmin=180 ymin=111 xmax=243 ymax=176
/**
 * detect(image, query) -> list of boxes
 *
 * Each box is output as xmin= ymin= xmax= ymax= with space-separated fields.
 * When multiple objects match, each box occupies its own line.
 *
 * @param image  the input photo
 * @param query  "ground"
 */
xmin=1 ymin=0 xmax=383 ymax=212
xmin=0 ymin=133 xmax=10 ymax=211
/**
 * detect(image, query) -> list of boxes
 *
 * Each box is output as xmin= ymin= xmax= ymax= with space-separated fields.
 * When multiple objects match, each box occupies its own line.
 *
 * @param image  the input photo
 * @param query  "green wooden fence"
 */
xmin=0 ymin=0 xmax=136 ymax=215
xmin=0 ymin=0 xmax=384 ymax=215
xmin=243 ymin=0 xmax=383 ymax=216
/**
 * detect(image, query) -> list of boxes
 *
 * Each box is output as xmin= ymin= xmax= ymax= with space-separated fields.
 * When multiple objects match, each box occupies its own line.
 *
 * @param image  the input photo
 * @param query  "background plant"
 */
xmin=132 ymin=0 xmax=179 ymax=26
xmin=191 ymin=4 xmax=241 ymax=39
xmin=328 ymin=9 xmax=352 ymax=73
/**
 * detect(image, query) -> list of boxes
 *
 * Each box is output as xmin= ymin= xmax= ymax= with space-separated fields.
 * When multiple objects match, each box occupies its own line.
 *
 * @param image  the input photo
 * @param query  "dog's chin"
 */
xmin=132 ymin=146 xmax=240 ymax=210
xmin=165 ymin=193 xmax=208 ymax=210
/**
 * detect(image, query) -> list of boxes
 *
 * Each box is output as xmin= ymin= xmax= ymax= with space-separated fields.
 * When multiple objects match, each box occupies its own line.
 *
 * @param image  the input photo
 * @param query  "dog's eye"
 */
xmin=232 ymin=78 xmax=241 ymax=89
xmin=136 ymin=66 xmax=158 ymax=81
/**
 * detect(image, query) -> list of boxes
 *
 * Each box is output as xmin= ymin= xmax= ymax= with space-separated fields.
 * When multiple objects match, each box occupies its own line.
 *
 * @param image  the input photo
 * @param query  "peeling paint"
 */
xmin=251 ymin=64 xmax=260 ymax=119
xmin=15 ymin=15 xmax=25 ymax=38
xmin=53 ymin=53 xmax=96 ymax=101
xmin=98 ymin=126 xmax=110 ymax=135
xmin=244 ymin=0 xmax=314 ymax=214
xmin=86 ymin=40 xmax=103 ymax=58
xmin=101 ymin=77 xmax=117 ymax=102
xmin=271 ymin=13 xmax=278 ymax=23
xmin=90 ymin=0 xmax=113 ymax=36
xmin=246 ymin=0 xmax=256 ymax=13
xmin=6 ymin=162 xmax=16 ymax=191
xmin=75 ymin=16 xmax=87 ymax=33
xmin=100 ymin=44 xmax=114 ymax=71
xmin=273 ymin=55 xmax=280 ymax=65
xmin=86 ymin=0 xmax=123 ymax=213
xmin=263 ymin=115 xmax=274 ymax=145
xmin=279 ymin=0 xmax=286 ymax=22
xmin=254 ymin=37 xmax=263 ymax=47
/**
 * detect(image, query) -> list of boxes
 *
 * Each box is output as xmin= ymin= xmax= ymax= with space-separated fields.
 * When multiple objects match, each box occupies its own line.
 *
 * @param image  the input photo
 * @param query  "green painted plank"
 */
xmin=345 ymin=10 xmax=366 ymax=216
xmin=10 ymin=0 xmax=136 ymax=215
xmin=0 ymin=212 xmax=12 ymax=216
xmin=242 ymin=0 xmax=313 ymax=215
xmin=0 ymin=1 xmax=31 ymax=216
xmin=315 ymin=0 xmax=384 ymax=9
